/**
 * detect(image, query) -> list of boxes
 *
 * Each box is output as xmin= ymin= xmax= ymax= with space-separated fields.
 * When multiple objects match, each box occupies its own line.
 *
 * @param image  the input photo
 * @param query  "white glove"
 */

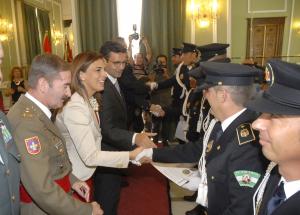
xmin=130 ymin=160 xmax=141 ymax=166
xmin=134 ymin=148 xmax=153 ymax=162
xmin=182 ymin=175 xmax=201 ymax=191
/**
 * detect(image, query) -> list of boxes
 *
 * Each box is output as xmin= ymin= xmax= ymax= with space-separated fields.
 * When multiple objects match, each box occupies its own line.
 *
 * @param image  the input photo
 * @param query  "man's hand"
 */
xmin=150 ymin=104 xmax=165 ymax=117
xmin=129 ymin=146 xmax=144 ymax=160
xmin=91 ymin=201 xmax=103 ymax=215
xmin=72 ymin=181 xmax=90 ymax=202
xmin=140 ymin=35 xmax=148 ymax=44
xmin=146 ymin=82 xmax=158 ymax=91
xmin=134 ymin=132 xmax=157 ymax=148
xmin=128 ymin=34 xmax=134 ymax=43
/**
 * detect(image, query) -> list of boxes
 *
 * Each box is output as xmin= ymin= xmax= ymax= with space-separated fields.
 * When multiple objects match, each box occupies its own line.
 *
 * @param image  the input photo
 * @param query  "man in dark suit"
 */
xmin=113 ymin=36 xmax=164 ymax=132
xmin=137 ymin=62 xmax=268 ymax=215
xmin=248 ymin=59 xmax=300 ymax=215
xmin=0 ymin=38 xmax=20 ymax=215
xmin=95 ymin=41 xmax=156 ymax=215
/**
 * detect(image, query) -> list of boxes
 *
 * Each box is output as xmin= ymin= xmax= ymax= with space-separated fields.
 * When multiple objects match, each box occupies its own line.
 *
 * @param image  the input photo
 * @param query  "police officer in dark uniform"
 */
xmin=248 ymin=59 xmax=300 ymax=215
xmin=171 ymin=48 xmax=183 ymax=68
xmin=137 ymin=62 xmax=268 ymax=215
xmin=150 ymin=43 xmax=199 ymax=143
xmin=183 ymin=43 xmax=231 ymax=203
xmin=185 ymin=43 xmax=231 ymax=143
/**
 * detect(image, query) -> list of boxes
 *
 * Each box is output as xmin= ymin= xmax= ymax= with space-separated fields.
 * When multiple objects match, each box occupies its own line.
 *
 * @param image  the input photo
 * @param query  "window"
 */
xmin=117 ymin=0 xmax=142 ymax=56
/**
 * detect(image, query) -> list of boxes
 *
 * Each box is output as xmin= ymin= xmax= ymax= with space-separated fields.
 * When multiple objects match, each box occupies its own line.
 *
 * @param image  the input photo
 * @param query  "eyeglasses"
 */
xmin=108 ymin=60 xmax=127 ymax=67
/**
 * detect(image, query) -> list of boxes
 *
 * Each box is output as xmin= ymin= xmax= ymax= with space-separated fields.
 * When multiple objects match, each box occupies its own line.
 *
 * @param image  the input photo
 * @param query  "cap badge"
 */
xmin=264 ymin=63 xmax=274 ymax=87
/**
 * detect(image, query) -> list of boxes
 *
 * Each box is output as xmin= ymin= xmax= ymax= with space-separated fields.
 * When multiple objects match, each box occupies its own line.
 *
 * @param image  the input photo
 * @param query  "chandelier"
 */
xmin=0 ymin=16 xmax=13 ymax=41
xmin=190 ymin=0 xmax=219 ymax=28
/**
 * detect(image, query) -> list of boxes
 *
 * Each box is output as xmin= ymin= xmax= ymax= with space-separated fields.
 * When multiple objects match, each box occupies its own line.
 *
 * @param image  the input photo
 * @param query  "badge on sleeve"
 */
xmin=234 ymin=170 xmax=261 ymax=188
xmin=25 ymin=136 xmax=41 ymax=155
xmin=0 ymin=120 xmax=12 ymax=144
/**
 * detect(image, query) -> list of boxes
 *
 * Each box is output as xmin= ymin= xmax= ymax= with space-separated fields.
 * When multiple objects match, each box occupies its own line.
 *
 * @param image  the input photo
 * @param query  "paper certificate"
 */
xmin=152 ymin=162 xmax=197 ymax=186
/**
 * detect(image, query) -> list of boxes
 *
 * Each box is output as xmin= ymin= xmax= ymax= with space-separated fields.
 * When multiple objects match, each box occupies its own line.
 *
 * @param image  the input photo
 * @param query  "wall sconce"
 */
xmin=190 ymin=0 xmax=218 ymax=28
xmin=52 ymin=24 xmax=63 ymax=46
xmin=0 ymin=16 xmax=13 ymax=42
xmin=294 ymin=21 xmax=300 ymax=34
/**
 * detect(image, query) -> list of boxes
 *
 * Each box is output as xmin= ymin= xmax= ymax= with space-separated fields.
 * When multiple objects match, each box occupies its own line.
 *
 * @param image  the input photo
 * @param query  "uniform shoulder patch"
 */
xmin=234 ymin=170 xmax=261 ymax=188
xmin=24 ymin=136 xmax=41 ymax=155
xmin=236 ymin=123 xmax=255 ymax=145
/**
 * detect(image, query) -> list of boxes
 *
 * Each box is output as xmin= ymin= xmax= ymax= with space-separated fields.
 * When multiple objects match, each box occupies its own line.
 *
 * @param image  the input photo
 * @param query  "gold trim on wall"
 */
xmin=248 ymin=0 xmax=287 ymax=13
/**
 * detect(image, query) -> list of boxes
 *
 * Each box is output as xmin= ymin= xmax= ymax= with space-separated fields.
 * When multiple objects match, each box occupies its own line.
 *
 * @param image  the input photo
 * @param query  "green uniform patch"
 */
xmin=234 ymin=170 xmax=261 ymax=188
xmin=236 ymin=123 xmax=255 ymax=145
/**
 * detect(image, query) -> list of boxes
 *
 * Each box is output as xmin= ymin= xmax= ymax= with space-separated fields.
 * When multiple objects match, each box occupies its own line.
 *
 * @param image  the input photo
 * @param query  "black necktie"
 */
xmin=212 ymin=121 xmax=223 ymax=142
xmin=267 ymin=182 xmax=286 ymax=215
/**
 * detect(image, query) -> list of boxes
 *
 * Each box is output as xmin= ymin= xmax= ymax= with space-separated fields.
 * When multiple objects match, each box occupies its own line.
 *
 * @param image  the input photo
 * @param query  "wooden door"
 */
xmin=246 ymin=17 xmax=285 ymax=66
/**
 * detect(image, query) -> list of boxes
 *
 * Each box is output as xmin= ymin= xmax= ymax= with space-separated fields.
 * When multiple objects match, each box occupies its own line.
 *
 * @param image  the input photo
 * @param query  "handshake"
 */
xmin=146 ymin=82 xmax=158 ymax=91
xmin=130 ymin=148 xmax=154 ymax=166
xmin=150 ymin=104 xmax=165 ymax=117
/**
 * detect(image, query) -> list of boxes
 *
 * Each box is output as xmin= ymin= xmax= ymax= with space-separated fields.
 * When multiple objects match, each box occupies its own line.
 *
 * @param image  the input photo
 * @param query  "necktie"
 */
xmin=267 ymin=182 xmax=286 ymax=215
xmin=114 ymin=81 xmax=121 ymax=95
xmin=212 ymin=121 xmax=223 ymax=142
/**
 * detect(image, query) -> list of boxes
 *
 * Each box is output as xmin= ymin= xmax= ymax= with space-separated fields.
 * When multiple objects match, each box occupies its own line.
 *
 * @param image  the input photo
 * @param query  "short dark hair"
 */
xmin=156 ymin=54 xmax=167 ymax=63
xmin=99 ymin=41 xmax=127 ymax=60
xmin=28 ymin=54 xmax=70 ymax=89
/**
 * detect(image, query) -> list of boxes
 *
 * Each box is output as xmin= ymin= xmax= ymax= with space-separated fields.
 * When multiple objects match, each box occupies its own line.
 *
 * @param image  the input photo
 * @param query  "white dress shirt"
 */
xmin=281 ymin=177 xmax=300 ymax=200
xmin=221 ymin=108 xmax=247 ymax=132
xmin=25 ymin=92 xmax=52 ymax=119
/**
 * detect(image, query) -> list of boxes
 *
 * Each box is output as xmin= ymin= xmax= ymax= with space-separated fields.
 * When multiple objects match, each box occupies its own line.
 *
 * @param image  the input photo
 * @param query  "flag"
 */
xmin=43 ymin=31 xmax=52 ymax=53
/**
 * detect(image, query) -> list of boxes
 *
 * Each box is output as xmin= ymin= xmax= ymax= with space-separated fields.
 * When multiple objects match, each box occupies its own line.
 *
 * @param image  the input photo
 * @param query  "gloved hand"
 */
xmin=134 ymin=148 xmax=153 ymax=163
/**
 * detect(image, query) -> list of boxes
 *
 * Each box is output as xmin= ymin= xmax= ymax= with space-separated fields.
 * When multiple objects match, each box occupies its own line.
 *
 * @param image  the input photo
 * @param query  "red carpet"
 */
xmin=118 ymin=164 xmax=171 ymax=215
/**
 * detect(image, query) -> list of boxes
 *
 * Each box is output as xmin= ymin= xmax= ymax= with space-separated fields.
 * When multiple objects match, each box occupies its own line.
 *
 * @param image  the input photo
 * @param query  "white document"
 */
xmin=174 ymin=117 xmax=187 ymax=142
xmin=152 ymin=162 xmax=197 ymax=186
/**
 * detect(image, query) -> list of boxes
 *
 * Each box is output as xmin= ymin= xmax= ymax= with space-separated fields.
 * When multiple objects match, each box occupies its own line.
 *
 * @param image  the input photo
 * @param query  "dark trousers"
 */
xmin=94 ymin=167 xmax=122 ymax=215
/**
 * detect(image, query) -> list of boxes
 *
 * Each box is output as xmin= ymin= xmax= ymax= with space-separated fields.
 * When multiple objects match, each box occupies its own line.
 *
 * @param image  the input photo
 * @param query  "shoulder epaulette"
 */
xmin=236 ymin=123 xmax=256 ymax=145
xmin=21 ymin=106 xmax=35 ymax=119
